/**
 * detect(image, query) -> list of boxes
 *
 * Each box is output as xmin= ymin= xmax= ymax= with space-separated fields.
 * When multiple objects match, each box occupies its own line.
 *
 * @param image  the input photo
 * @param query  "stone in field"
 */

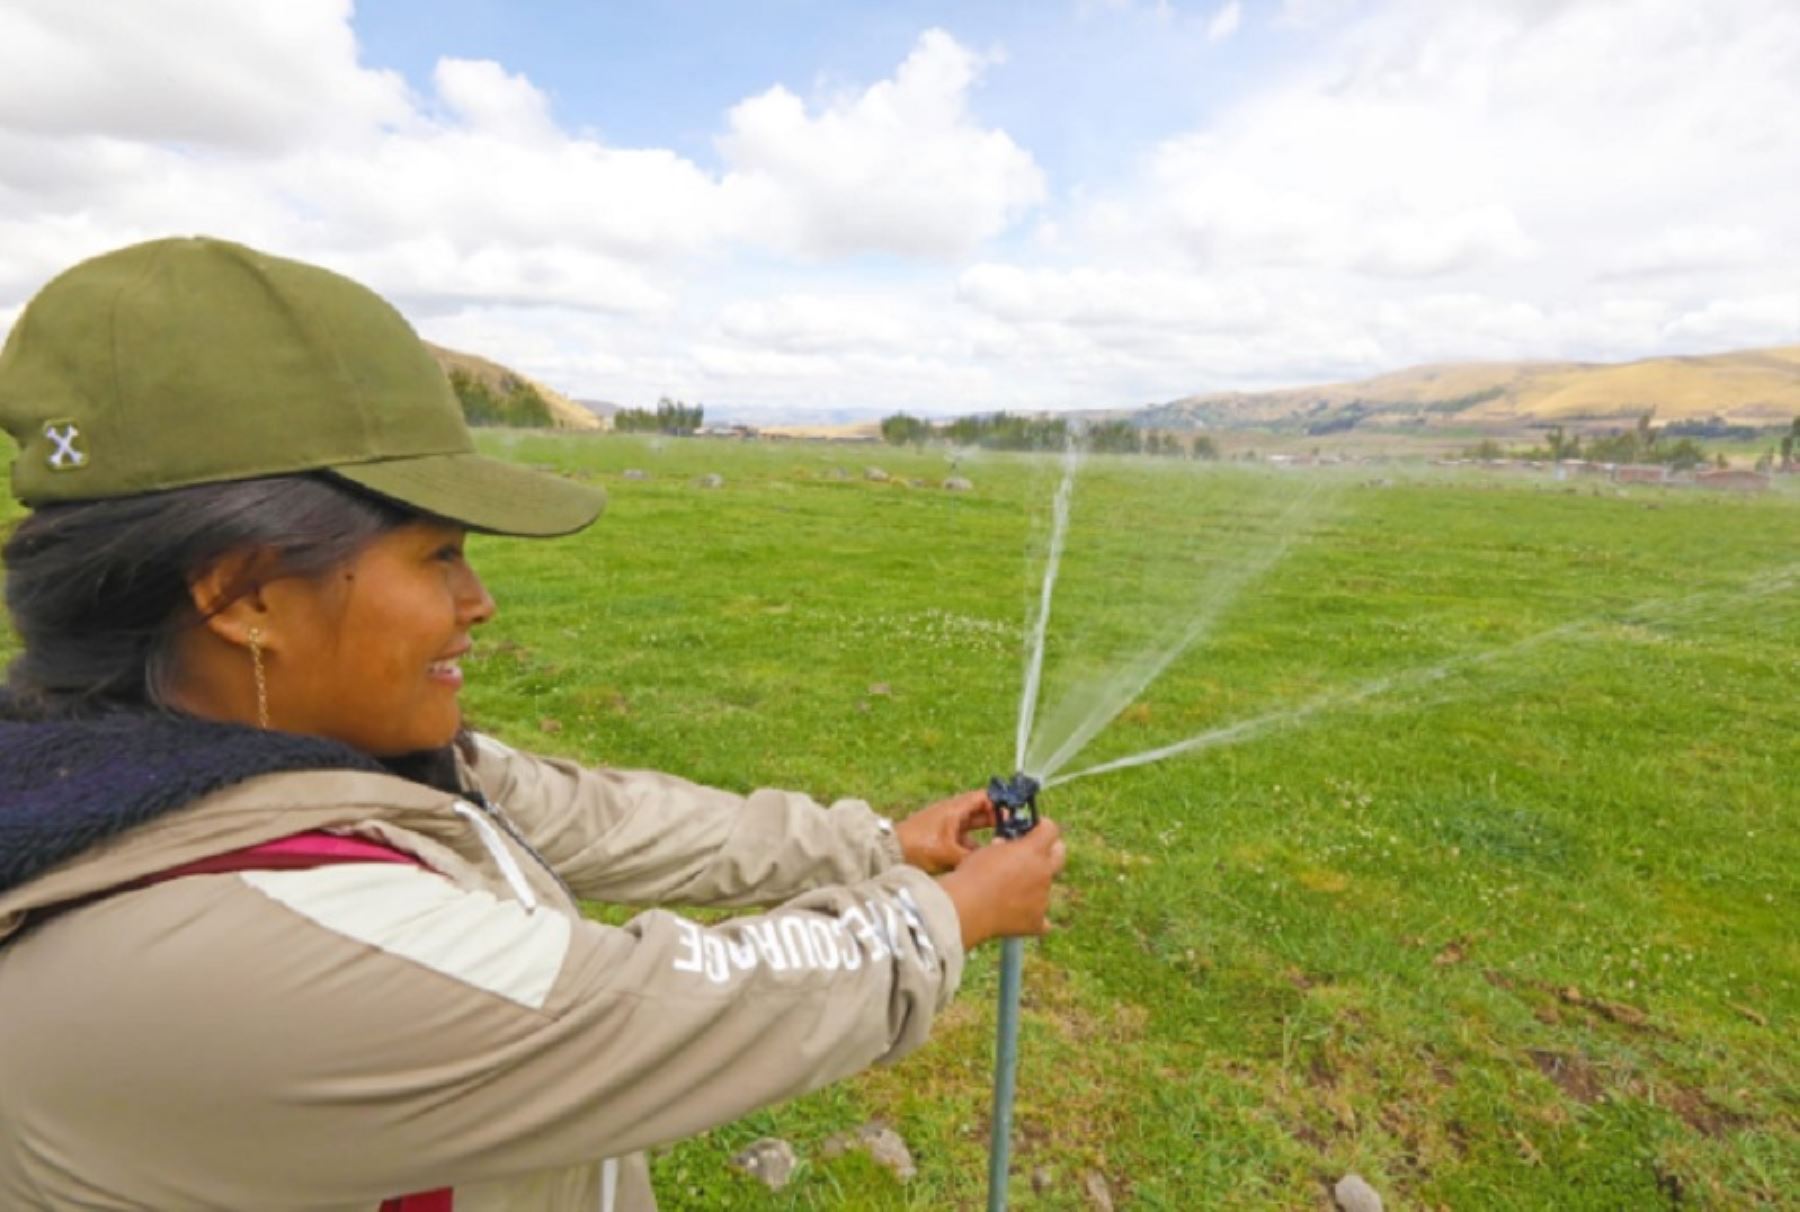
xmin=858 ymin=1124 xmax=915 ymax=1181
xmin=825 ymin=466 xmax=851 ymax=480
xmin=820 ymin=1123 xmax=916 ymax=1182
xmin=1334 ymin=1172 xmax=1383 ymax=1212
xmin=695 ymin=473 xmax=724 ymax=489
xmin=731 ymin=1138 xmax=797 ymax=1190
xmin=943 ymin=476 xmax=974 ymax=492
xmin=1082 ymin=1170 xmax=1115 ymax=1210
xmin=622 ymin=468 xmax=650 ymax=480
xmin=864 ymin=466 xmax=890 ymax=482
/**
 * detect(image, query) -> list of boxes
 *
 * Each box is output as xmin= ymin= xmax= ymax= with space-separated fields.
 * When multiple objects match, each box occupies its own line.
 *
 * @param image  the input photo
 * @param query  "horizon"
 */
xmin=4 ymin=1 xmax=1799 ymax=423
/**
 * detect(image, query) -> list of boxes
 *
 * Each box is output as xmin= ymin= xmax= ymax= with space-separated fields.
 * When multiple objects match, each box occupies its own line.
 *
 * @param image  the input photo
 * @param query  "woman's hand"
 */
xmin=937 ymin=819 xmax=1067 ymax=949
xmin=895 ymin=789 xmax=996 ymax=874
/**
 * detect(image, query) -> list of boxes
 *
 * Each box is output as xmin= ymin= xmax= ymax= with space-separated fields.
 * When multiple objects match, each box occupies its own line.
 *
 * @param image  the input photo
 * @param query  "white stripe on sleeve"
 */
xmin=240 ymin=864 xmax=572 ymax=1011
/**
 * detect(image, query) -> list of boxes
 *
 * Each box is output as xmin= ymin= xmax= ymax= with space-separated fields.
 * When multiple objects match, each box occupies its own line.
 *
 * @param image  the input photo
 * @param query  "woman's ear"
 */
xmin=188 ymin=549 xmax=274 ymax=649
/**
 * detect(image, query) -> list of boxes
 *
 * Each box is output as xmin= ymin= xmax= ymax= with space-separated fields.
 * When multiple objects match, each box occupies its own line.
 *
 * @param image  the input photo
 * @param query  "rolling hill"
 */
xmin=1142 ymin=345 xmax=1800 ymax=432
xmin=425 ymin=343 xmax=602 ymax=431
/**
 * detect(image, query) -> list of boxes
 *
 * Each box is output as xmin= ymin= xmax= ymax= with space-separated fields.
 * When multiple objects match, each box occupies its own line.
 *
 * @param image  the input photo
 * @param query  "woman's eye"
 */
xmin=435 ymin=545 xmax=463 ymax=563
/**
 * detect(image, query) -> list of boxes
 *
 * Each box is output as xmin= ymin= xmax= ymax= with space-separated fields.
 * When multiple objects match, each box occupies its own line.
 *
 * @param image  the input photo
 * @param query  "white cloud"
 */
xmin=0 ymin=0 xmax=410 ymax=150
xmin=1206 ymin=1 xmax=1244 ymax=43
xmin=957 ymin=264 xmax=1269 ymax=333
xmin=716 ymin=295 xmax=923 ymax=355
xmin=432 ymin=59 xmax=558 ymax=142
xmin=1604 ymin=225 xmax=1767 ymax=280
xmin=1017 ymin=0 xmax=1800 ymax=391
xmin=0 ymin=14 xmax=1043 ymax=374
xmin=717 ymin=30 xmax=1045 ymax=259
xmin=2 ymin=0 xmax=1797 ymax=418
xmin=1661 ymin=295 xmax=1800 ymax=348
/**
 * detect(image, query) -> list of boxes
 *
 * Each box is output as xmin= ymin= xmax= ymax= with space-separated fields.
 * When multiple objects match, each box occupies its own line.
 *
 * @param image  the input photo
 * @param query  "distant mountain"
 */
xmin=424 ymin=343 xmax=602 ymax=431
xmin=1140 ymin=345 xmax=1800 ymax=432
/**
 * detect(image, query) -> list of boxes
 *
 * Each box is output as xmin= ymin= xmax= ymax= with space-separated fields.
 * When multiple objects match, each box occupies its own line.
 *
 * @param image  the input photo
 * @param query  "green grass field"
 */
xmin=453 ymin=434 xmax=1795 ymax=1210
xmin=6 ymin=433 xmax=1796 ymax=1208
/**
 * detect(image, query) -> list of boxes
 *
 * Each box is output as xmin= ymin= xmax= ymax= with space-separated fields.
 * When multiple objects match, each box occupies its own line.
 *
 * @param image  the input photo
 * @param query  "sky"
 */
xmin=2 ymin=0 xmax=1798 ymax=422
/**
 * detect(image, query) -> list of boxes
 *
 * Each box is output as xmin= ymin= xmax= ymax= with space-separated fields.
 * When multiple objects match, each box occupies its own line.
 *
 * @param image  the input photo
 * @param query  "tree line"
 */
xmin=1465 ymin=414 xmax=1715 ymax=470
xmin=880 ymin=411 xmax=1219 ymax=458
xmin=614 ymin=397 xmax=704 ymax=435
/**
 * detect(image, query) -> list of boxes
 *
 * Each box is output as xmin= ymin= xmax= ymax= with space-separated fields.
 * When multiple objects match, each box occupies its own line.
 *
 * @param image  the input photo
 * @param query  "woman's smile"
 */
xmin=234 ymin=520 xmax=497 ymax=754
xmin=427 ymin=649 xmax=470 ymax=690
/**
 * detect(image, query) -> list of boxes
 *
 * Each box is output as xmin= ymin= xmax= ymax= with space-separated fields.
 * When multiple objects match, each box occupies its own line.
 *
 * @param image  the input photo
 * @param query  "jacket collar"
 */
xmin=0 ymin=707 xmax=386 ymax=900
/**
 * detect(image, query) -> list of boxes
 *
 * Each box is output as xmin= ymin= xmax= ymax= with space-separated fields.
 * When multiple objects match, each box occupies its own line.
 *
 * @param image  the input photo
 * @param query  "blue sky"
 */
xmin=2 ymin=0 xmax=1797 ymax=421
xmin=354 ymin=1 xmax=1282 ymax=184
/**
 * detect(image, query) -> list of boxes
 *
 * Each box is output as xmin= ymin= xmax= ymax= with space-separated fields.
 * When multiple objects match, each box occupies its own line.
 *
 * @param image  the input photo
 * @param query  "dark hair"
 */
xmin=2 ymin=474 xmax=413 ymax=719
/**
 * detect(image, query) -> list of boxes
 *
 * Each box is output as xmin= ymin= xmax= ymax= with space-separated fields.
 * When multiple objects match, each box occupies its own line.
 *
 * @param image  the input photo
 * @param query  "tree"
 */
xmin=1083 ymin=419 xmax=1142 ymax=454
xmin=1190 ymin=434 xmax=1220 ymax=461
xmin=1781 ymin=417 xmax=1797 ymax=470
xmin=880 ymin=413 xmax=932 ymax=445
xmin=1661 ymin=437 xmax=1706 ymax=471
xmin=615 ymin=397 xmax=704 ymax=435
xmin=938 ymin=411 xmax=1071 ymax=451
xmin=1545 ymin=425 xmax=1581 ymax=461
xmin=448 ymin=369 xmax=554 ymax=428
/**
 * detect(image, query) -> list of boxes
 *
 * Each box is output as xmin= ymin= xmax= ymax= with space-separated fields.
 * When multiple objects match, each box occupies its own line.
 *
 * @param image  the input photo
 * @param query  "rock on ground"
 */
xmin=820 ymin=1122 xmax=916 ymax=1182
xmin=730 ymin=1138 xmax=797 ymax=1191
xmin=1082 ymin=1170 xmax=1115 ymax=1211
xmin=1334 ymin=1172 xmax=1384 ymax=1212
xmin=864 ymin=466 xmax=890 ymax=482
xmin=621 ymin=468 xmax=650 ymax=480
xmin=857 ymin=1124 xmax=915 ymax=1181
xmin=943 ymin=476 xmax=974 ymax=492
xmin=695 ymin=473 xmax=724 ymax=489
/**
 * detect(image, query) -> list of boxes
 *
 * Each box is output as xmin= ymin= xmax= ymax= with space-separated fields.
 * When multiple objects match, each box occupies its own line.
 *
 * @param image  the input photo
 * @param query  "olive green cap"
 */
xmin=0 ymin=236 xmax=603 ymax=536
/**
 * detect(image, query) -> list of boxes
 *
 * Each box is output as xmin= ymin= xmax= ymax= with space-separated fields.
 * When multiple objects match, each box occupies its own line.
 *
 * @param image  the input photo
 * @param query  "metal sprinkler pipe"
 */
xmin=984 ymin=771 xmax=1041 ymax=1212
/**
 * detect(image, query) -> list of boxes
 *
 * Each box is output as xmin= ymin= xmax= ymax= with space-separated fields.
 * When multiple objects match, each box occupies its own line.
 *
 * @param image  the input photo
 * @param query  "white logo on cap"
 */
xmin=44 ymin=421 xmax=87 ymax=471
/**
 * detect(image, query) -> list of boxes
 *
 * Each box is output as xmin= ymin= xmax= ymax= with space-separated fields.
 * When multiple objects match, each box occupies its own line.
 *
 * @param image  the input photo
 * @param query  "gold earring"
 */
xmin=248 ymin=626 xmax=270 ymax=730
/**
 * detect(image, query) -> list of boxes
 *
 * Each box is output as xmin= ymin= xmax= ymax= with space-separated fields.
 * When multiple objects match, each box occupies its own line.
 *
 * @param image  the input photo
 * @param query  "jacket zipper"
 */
xmin=462 ymin=789 xmax=581 ymax=907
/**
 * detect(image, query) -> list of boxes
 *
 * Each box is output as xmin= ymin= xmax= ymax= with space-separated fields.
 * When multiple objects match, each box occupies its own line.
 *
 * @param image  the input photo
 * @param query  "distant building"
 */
xmin=1613 ymin=464 xmax=1668 ymax=484
xmin=1694 ymin=468 xmax=1771 ymax=492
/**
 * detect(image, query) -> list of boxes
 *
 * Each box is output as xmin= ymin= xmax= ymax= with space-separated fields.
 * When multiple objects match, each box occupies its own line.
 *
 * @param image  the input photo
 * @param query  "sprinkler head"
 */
xmin=986 ymin=772 xmax=1042 ymax=839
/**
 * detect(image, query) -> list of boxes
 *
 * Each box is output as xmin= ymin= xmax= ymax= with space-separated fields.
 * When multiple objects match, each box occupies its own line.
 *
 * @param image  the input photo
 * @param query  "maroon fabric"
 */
xmin=380 ymin=1191 xmax=454 ymax=1211
xmin=136 ymin=830 xmax=427 ymax=884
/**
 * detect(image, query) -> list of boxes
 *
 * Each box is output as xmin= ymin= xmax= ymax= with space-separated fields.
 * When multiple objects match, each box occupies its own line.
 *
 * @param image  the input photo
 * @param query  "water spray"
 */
xmin=984 ymin=771 xmax=1041 ymax=1212
xmin=981 ymin=436 xmax=1797 ymax=1205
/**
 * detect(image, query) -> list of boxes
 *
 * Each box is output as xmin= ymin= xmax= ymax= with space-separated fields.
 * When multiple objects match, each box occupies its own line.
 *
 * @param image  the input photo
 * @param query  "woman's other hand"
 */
xmin=895 ymin=789 xmax=996 ymax=874
xmin=937 ymin=819 xmax=1067 ymax=949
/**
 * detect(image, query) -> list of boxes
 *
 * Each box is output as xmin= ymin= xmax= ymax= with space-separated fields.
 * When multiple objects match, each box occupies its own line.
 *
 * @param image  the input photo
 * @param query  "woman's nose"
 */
xmin=458 ymin=565 xmax=498 ymax=626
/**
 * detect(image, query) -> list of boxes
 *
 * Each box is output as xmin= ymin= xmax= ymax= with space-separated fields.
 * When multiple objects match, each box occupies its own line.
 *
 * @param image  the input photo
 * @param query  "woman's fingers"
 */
xmin=898 ymin=789 xmax=997 ymax=873
xmin=937 ymin=815 xmax=1067 ymax=946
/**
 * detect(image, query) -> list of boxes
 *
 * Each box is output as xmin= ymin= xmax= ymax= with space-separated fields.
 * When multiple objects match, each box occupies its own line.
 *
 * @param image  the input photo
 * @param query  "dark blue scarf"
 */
xmin=0 ymin=704 xmax=386 ymax=897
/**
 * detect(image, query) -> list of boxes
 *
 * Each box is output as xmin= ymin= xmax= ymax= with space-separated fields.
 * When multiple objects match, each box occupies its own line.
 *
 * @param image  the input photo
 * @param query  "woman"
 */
xmin=0 ymin=237 xmax=1065 ymax=1210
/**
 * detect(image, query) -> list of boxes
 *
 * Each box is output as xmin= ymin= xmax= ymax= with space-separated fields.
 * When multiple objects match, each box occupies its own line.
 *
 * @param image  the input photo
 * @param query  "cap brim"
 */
xmin=328 ymin=452 xmax=604 ymax=537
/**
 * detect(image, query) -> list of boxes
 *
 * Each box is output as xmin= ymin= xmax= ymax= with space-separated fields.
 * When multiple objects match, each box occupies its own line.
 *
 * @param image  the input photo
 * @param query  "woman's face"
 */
xmin=259 ymin=519 xmax=496 ymax=755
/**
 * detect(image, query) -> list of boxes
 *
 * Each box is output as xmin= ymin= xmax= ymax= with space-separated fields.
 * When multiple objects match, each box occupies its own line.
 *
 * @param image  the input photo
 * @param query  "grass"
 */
xmin=6 ymin=432 xmax=1796 ymax=1208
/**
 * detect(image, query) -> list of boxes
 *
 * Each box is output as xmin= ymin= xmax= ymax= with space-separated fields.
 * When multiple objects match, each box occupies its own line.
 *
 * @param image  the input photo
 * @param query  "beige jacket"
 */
xmin=0 ymin=734 xmax=964 ymax=1210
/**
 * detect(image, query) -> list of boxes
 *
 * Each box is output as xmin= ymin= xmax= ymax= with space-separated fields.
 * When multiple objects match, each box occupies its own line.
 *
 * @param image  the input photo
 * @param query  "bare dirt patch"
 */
xmin=1664 ymin=1085 xmax=1753 ymax=1139
xmin=1528 ymin=1048 xmax=1605 ymax=1104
